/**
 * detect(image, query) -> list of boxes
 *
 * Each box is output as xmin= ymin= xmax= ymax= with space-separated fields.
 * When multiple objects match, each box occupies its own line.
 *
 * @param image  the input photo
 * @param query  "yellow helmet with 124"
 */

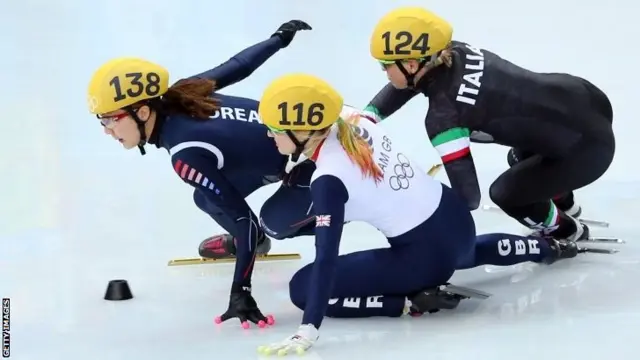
xmin=369 ymin=7 xmax=453 ymax=64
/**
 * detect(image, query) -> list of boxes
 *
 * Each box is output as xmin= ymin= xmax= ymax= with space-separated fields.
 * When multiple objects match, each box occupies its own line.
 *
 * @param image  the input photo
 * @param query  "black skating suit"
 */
xmin=365 ymin=40 xmax=615 ymax=237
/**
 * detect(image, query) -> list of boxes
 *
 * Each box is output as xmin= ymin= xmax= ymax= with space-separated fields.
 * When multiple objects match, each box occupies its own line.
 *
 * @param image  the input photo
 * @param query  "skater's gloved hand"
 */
xmin=271 ymin=20 xmax=312 ymax=48
xmin=257 ymin=324 xmax=319 ymax=356
xmin=214 ymin=283 xmax=275 ymax=329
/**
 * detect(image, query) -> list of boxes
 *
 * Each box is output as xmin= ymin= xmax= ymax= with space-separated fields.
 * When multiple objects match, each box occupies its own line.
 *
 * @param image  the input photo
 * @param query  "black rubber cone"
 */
xmin=104 ymin=279 xmax=133 ymax=301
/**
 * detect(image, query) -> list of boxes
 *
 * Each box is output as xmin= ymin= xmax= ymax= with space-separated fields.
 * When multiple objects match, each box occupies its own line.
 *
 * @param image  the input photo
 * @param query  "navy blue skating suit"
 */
xmin=146 ymin=36 xmax=315 ymax=285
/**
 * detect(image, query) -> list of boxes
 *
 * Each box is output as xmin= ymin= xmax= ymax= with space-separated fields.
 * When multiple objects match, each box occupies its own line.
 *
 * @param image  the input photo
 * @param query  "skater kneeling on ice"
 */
xmin=254 ymin=73 xmax=580 ymax=356
xmin=364 ymin=7 xmax=615 ymax=242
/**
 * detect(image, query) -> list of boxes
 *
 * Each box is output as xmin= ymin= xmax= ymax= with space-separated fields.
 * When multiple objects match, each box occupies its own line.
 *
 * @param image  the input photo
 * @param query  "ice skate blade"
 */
xmin=167 ymin=253 xmax=301 ymax=266
xmin=480 ymin=204 xmax=609 ymax=228
xmin=578 ymin=247 xmax=619 ymax=254
xmin=579 ymin=219 xmax=610 ymax=228
xmin=581 ymin=237 xmax=625 ymax=244
xmin=442 ymin=284 xmax=492 ymax=299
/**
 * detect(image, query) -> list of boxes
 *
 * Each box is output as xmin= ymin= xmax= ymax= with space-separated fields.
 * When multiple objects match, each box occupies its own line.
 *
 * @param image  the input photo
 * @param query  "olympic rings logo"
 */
xmin=388 ymin=153 xmax=414 ymax=191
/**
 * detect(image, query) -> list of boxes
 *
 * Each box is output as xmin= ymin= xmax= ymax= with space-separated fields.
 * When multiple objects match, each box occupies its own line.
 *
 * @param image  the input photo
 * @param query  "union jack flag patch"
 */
xmin=316 ymin=215 xmax=331 ymax=227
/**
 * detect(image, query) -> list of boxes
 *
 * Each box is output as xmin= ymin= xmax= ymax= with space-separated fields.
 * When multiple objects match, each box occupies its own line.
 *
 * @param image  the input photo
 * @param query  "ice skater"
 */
xmin=364 ymin=7 xmax=615 ymax=243
xmin=86 ymin=21 xmax=318 ymax=327
xmin=254 ymin=73 xmax=583 ymax=356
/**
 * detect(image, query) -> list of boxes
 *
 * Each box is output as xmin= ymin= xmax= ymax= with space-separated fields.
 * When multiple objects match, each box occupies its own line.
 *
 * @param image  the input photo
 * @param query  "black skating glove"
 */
xmin=215 ymin=283 xmax=274 ymax=328
xmin=271 ymin=20 xmax=312 ymax=48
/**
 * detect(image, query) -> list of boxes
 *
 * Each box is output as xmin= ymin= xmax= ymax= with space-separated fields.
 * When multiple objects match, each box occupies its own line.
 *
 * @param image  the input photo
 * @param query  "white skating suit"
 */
xmin=309 ymin=105 xmax=444 ymax=239
xmin=298 ymin=105 xmax=449 ymax=328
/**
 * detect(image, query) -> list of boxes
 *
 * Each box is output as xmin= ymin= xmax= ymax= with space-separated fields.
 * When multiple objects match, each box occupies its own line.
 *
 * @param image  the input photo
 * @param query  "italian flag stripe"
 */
xmin=363 ymin=104 xmax=384 ymax=123
xmin=431 ymin=127 xmax=471 ymax=163
xmin=544 ymin=201 xmax=560 ymax=227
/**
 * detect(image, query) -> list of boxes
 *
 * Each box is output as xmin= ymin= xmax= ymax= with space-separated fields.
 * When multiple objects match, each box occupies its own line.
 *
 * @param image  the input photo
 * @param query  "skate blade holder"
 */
xmin=167 ymin=253 xmax=301 ymax=266
xmin=480 ymin=204 xmax=610 ymax=228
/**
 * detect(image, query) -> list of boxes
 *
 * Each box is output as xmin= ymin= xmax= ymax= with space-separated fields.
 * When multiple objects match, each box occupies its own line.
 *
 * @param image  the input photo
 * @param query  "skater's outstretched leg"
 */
xmin=456 ymin=232 xmax=578 ymax=270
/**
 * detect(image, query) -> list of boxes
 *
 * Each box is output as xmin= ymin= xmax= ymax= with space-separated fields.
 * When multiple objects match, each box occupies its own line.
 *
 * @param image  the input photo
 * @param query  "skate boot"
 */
xmin=405 ymin=287 xmax=463 ymax=316
xmin=542 ymin=238 xmax=579 ymax=264
xmin=554 ymin=197 xmax=582 ymax=219
xmin=525 ymin=198 xmax=583 ymax=238
xmin=560 ymin=215 xmax=590 ymax=242
xmin=257 ymin=235 xmax=272 ymax=254
xmin=198 ymin=232 xmax=271 ymax=259
xmin=542 ymin=217 xmax=589 ymax=264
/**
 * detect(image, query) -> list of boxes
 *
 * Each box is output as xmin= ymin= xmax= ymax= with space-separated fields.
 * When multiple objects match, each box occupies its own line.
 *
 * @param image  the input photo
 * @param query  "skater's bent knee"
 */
xmin=258 ymin=206 xmax=291 ymax=240
xmin=488 ymin=180 xmax=514 ymax=208
xmin=259 ymin=209 xmax=313 ymax=240
xmin=259 ymin=218 xmax=289 ymax=240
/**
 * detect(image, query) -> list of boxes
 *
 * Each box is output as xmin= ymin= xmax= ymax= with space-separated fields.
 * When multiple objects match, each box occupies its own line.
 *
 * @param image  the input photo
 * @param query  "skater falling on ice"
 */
xmin=254 ymin=73 xmax=582 ymax=356
xmin=364 ymin=7 xmax=615 ymax=243
xmin=86 ymin=21 xmax=319 ymax=326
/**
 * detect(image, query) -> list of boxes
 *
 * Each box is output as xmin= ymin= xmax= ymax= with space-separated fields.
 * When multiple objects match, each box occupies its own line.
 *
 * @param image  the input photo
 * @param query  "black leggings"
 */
xmin=489 ymin=92 xmax=615 ymax=236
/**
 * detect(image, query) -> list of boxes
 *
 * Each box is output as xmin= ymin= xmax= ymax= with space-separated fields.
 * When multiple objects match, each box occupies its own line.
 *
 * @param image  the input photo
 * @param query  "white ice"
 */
xmin=1 ymin=0 xmax=639 ymax=359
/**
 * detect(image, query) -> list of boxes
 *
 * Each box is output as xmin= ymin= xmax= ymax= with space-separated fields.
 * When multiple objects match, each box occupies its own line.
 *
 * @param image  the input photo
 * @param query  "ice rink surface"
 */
xmin=2 ymin=0 xmax=640 ymax=359
xmin=2 ymin=183 xmax=639 ymax=360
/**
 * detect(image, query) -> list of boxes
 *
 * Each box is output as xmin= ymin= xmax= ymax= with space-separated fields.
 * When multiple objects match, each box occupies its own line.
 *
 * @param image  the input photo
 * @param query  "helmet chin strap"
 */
xmin=395 ymin=60 xmax=427 ymax=89
xmin=286 ymin=130 xmax=315 ymax=162
xmin=124 ymin=106 xmax=147 ymax=155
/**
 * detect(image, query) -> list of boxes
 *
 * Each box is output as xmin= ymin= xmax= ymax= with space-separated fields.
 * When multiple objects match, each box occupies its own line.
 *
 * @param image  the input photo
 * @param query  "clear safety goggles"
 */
xmin=97 ymin=112 xmax=129 ymax=129
xmin=378 ymin=57 xmax=430 ymax=70
xmin=266 ymin=124 xmax=287 ymax=134
xmin=378 ymin=59 xmax=396 ymax=70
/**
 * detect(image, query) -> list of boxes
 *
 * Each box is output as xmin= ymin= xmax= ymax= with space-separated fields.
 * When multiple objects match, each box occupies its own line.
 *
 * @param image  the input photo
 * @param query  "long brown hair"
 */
xmin=424 ymin=44 xmax=454 ymax=72
xmin=159 ymin=78 xmax=220 ymax=120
